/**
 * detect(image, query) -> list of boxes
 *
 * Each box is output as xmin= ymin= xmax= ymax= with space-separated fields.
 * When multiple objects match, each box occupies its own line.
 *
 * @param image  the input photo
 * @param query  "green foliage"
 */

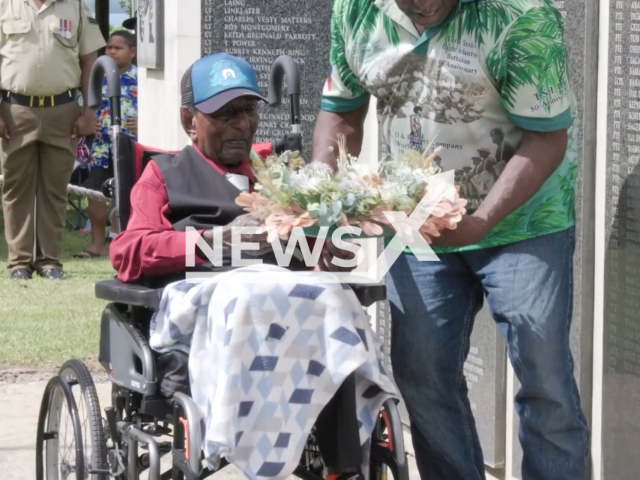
xmin=382 ymin=15 xmax=400 ymax=46
xmin=250 ymin=147 xmax=444 ymax=229
xmin=490 ymin=209 xmax=529 ymax=238
xmin=437 ymin=2 xmax=570 ymax=114
xmin=0 ymin=210 xmax=113 ymax=368
xmin=120 ymin=0 xmax=134 ymax=17
xmin=349 ymin=0 xmax=378 ymax=35
xmin=526 ymin=196 xmax=570 ymax=233
xmin=558 ymin=162 xmax=579 ymax=207
xmin=330 ymin=0 xmax=399 ymax=98
xmin=330 ymin=0 xmax=372 ymax=98
xmin=485 ymin=6 xmax=569 ymax=112
xmin=439 ymin=0 xmax=528 ymax=47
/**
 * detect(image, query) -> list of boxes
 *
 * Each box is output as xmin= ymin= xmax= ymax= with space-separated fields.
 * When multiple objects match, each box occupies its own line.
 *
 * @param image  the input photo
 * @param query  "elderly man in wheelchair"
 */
xmin=35 ymin=53 xmax=409 ymax=480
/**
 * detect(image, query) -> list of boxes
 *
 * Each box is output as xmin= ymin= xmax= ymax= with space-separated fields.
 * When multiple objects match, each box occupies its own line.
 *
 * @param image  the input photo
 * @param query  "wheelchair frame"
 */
xmin=35 ymin=55 xmax=410 ymax=480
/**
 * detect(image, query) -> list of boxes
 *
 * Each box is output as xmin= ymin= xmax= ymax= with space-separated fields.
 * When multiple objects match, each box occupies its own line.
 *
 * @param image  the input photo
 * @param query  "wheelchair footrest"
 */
xmin=118 ymin=422 xmax=162 ymax=480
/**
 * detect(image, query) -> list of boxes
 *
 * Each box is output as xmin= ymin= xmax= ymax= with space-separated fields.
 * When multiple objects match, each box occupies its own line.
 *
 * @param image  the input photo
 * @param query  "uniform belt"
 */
xmin=0 ymin=90 xmax=76 ymax=108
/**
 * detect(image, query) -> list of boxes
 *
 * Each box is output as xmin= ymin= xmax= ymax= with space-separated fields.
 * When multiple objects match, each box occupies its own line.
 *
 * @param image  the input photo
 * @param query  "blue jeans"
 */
xmin=386 ymin=227 xmax=589 ymax=480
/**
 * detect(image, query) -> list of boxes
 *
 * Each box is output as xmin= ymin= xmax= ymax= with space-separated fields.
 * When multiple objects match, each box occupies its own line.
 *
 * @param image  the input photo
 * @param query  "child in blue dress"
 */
xmin=76 ymin=31 xmax=138 ymax=258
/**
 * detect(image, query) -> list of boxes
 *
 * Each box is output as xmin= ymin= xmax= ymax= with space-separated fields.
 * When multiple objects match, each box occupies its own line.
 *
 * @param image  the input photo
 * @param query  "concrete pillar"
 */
xmin=138 ymin=0 xmax=201 ymax=150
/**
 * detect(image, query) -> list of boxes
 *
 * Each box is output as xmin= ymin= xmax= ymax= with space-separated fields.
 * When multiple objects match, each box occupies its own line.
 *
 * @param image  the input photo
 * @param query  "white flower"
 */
xmin=338 ymin=179 xmax=367 ymax=194
xmin=289 ymin=173 xmax=321 ymax=192
xmin=305 ymin=162 xmax=333 ymax=176
xmin=246 ymin=147 xmax=465 ymax=234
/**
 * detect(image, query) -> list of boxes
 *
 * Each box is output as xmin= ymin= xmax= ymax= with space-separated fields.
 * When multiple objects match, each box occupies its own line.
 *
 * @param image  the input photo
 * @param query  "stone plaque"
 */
xmin=508 ymin=0 xmax=596 ymax=476
xmin=464 ymin=309 xmax=507 ymax=468
xmin=201 ymin=0 xmax=331 ymax=160
xmin=602 ymin=2 xmax=640 ymax=479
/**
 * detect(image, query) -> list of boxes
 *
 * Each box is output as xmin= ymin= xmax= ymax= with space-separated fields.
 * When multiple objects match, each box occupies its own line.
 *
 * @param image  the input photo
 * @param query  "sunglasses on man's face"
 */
xmin=206 ymin=104 xmax=259 ymax=123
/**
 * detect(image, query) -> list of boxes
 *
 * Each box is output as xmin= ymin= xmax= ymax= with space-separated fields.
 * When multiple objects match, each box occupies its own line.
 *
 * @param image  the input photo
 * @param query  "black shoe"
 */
xmin=39 ymin=268 xmax=65 ymax=280
xmin=10 ymin=268 xmax=32 ymax=280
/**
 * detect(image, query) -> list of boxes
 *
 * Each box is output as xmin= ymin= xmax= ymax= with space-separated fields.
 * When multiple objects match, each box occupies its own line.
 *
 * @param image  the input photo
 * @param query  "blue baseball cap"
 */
xmin=181 ymin=53 xmax=267 ymax=114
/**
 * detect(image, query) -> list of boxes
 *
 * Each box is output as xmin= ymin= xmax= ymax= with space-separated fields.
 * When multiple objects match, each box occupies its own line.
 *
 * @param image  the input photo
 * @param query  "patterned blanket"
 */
xmin=149 ymin=265 xmax=397 ymax=480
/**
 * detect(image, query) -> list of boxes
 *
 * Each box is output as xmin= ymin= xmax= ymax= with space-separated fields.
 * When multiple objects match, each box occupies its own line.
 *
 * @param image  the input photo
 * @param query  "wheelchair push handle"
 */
xmin=88 ymin=55 xmax=122 ymax=128
xmin=274 ymin=133 xmax=303 ymax=156
xmin=267 ymin=55 xmax=302 ymax=134
xmin=172 ymin=392 xmax=204 ymax=477
xmin=88 ymin=54 xmax=125 ymax=233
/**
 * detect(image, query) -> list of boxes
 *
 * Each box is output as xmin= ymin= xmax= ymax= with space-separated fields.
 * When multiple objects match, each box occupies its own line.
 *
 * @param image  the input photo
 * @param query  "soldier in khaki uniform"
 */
xmin=0 ymin=0 xmax=106 ymax=280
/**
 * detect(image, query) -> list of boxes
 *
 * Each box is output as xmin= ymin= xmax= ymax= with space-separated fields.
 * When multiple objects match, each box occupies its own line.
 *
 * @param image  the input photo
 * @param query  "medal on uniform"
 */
xmin=59 ymin=19 xmax=72 ymax=39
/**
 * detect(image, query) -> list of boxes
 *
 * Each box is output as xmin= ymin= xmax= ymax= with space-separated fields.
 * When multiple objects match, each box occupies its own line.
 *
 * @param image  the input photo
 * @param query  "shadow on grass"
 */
xmin=0 ymin=206 xmax=115 ymax=371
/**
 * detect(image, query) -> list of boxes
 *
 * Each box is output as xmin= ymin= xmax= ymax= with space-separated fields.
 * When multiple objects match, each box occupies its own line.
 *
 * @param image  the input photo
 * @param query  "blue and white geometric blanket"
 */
xmin=149 ymin=264 xmax=397 ymax=480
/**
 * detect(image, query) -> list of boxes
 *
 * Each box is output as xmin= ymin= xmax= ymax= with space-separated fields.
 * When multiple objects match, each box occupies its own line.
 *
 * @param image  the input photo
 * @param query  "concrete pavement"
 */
xmin=0 ymin=379 xmax=417 ymax=479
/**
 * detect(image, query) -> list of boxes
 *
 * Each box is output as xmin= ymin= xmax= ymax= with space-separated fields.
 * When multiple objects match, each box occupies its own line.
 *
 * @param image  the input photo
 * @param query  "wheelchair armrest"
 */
xmin=95 ymin=279 xmax=163 ymax=310
xmin=349 ymin=284 xmax=387 ymax=307
xmin=95 ymin=276 xmax=386 ymax=310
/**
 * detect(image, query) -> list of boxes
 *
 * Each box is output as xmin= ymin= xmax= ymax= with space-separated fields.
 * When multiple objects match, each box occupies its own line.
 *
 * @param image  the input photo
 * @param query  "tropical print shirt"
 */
xmin=91 ymin=64 xmax=138 ymax=169
xmin=322 ymin=0 xmax=579 ymax=253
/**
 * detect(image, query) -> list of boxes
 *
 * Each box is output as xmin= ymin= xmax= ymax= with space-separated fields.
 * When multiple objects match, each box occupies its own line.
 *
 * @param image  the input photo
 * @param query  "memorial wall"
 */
xmin=201 ymin=0 xmax=331 ymax=160
xmin=602 ymin=1 xmax=640 ymax=479
xmin=464 ymin=311 xmax=507 ymax=468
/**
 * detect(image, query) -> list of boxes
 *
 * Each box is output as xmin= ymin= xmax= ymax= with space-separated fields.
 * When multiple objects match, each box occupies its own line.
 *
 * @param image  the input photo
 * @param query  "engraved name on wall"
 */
xmin=202 ymin=0 xmax=332 ymax=157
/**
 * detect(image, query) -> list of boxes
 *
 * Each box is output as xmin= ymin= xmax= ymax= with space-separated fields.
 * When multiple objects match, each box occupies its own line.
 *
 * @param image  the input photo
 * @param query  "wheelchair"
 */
xmin=35 ymin=55 xmax=410 ymax=480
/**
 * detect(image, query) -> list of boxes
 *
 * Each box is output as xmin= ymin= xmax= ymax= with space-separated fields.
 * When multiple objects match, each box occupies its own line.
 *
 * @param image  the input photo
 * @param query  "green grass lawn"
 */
xmin=0 ymin=207 xmax=115 ymax=371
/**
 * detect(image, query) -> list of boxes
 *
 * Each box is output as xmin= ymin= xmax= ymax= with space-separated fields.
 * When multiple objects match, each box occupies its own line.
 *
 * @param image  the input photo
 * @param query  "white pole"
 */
xmin=592 ymin=0 xmax=611 ymax=477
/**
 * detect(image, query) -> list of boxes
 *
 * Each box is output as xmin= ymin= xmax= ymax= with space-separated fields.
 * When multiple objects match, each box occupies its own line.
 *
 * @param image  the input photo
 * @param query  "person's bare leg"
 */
xmin=109 ymin=208 xmax=118 ymax=235
xmin=86 ymin=198 xmax=108 ymax=254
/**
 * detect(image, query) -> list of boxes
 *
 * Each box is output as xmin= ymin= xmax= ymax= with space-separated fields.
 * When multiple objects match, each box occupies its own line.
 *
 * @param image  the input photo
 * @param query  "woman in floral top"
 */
xmin=76 ymin=31 xmax=138 ymax=258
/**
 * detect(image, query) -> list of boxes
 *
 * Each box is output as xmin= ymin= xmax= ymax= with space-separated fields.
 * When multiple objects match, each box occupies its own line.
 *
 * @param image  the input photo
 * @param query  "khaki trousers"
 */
xmin=1 ymin=101 xmax=80 ymax=272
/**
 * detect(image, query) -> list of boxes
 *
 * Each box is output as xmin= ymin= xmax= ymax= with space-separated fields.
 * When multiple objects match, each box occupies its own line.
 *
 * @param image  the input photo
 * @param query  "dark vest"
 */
xmin=153 ymin=146 xmax=247 ymax=232
xmin=150 ymin=146 xmax=306 ymax=276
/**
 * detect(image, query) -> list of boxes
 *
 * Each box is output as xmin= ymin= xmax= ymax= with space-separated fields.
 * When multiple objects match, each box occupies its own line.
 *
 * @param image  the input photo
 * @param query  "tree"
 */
xmin=120 ymin=0 xmax=134 ymax=17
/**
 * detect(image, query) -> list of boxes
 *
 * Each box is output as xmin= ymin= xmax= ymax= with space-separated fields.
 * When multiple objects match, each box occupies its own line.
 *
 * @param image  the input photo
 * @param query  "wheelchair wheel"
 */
xmin=369 ymin=400 xmax=410 ymax=480
xmin=36 ymin=359 xmax=109 ymax=480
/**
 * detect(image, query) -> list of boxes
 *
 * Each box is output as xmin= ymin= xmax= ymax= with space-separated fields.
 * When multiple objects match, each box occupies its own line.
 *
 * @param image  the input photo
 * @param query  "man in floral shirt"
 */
xmin=312 ymin=1 xmax=588 ymax=479
xmin=77 ymin=30 xmax=138 ymax=258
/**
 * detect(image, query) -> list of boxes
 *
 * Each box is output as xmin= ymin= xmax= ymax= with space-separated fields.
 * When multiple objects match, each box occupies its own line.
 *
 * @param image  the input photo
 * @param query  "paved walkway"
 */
xmin=0 ymin=380 xmax=417 ymax=480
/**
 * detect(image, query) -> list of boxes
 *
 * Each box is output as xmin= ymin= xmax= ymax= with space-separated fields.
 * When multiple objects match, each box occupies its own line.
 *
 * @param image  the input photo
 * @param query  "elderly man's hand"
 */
xmin=226 ymin=214 xmax=272 ymax=255
xmin=201 ymin=214 xmax=273 ymax=257
xmin=317 ymin=240 xmax=359 ymax=273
